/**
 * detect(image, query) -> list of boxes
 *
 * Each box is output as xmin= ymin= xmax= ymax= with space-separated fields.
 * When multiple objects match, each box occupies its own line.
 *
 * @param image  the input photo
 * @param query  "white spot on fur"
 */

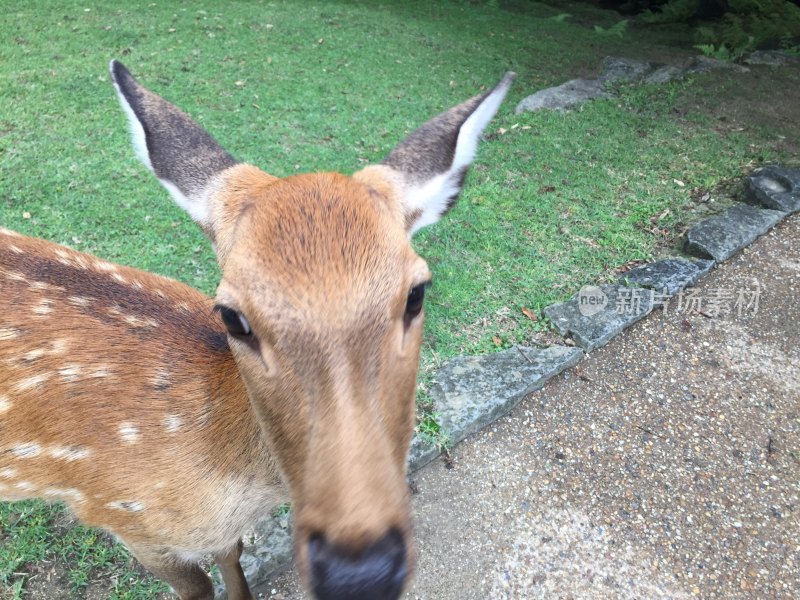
xmin=94 ymin=260 xmax=118 ymax=273
xmin=68 ymin=296 xmax=91 ymax=308
xmin=0 ymin=395 xmax=10 ymax=414
xmin=29 ymin=281 xmax=63 ymax=293
xmin=22 ymin=348 xmax=45 ymax=362
xmin=152 ymin=369 xmax=171 ymax=390
xmin=49 ymin=446 xmax=91 ymax=461
xmin=14 ymin=373 xmax=50 ymax=391
xmin=163 ymin=414 xmax=183 ymax=434
xmin=55 ymin=249 xmax=90 ymax=270
xmin=0 ymin=467 xmax=17 ymax=479
xmin=0 ymin=227 xmax=22 ymax=237
xmin=59 ymin=364 xmax=82 ymax=383
xmin=15 ymin=481 xmax=36 ymax=492
xmin=50 ymin=339 xmax=69 ymax=355
xmin=9 ymin=244 xmax=23 ymax=254
xmin=123 ymin=314 xmax=157 ymax=328
xmin=43 ymin=488 xmax=86 ymax=502
xmin=106 ymin=500 xmax=145 ymax=512
xmin=11 ymin=443 xmax=41 ymax=458
xmin=5 ymin=270 xmax=25 ymax=282
xmin=0 ymin=327 xmax=20 ymax=341
xmin=32 ymin=298 xmax=53 ymax=316
xmin=119 ymin=423 xmax=140 ymax=444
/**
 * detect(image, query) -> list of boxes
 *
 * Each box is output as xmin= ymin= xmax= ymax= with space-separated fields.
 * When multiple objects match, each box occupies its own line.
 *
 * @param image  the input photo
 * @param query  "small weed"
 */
xmin=416 ymin=411 xmax=451 ymax=452
xmin=272 ymin=503 xmax=292 ymax=519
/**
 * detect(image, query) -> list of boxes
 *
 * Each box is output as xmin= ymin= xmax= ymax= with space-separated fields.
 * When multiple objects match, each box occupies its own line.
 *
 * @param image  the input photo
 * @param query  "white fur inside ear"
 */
xmin=158 ymin=178 xmax=209 ymax=225
xmin=453 ymin=76 xmax=513 ymax=172
xmin=405 ymin=172 xmax=459 ymax=237
xmin=111 ymin=79 xmax=153 ymax=172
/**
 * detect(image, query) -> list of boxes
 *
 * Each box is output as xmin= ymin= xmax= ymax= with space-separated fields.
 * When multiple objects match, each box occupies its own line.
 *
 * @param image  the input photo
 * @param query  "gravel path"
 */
xmin=257 ymin=214 xmax=799 ymax=599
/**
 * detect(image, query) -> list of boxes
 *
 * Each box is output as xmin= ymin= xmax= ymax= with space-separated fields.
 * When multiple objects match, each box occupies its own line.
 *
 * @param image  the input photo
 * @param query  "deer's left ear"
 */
xmin=355 ymin=72 xmax=514 ymax=236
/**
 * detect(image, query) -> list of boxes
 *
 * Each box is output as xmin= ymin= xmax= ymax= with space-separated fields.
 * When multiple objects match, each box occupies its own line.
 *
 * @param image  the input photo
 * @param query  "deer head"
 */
xmin=111 ymin=61 xmax=512 ymax=599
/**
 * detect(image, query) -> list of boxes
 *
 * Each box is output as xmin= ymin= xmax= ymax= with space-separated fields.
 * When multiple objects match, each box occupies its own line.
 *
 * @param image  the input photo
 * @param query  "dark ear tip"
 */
xmin=109 ymin=59 xmax=131 ymax=84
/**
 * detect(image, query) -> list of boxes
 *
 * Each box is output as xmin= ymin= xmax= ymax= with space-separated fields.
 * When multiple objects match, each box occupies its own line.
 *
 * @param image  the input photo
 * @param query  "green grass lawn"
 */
xmin=1 ymin=0 xmax=798 ymax=597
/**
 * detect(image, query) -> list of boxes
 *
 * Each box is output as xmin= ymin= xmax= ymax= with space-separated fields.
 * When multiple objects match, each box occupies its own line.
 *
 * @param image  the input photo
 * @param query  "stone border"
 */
xmin=225 ymin=165 xmax=799 ymax=596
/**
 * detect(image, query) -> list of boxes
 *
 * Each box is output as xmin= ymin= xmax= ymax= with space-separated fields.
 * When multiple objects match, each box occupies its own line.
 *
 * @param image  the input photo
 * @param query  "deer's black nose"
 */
xmin=308 ymin=528 xmax=407 ymax=600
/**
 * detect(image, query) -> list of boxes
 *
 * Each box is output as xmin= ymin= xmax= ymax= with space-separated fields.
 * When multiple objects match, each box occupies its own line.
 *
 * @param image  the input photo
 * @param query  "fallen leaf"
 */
xmin=22 ymin=211 xmax=31 ymax=219
xmin=521 ymin=307 xmax=538 ymax=321
xmin=492 ymin=336 xmax=502 ymax=346
xmin=673 ymin=178 xmax=685 ymax=187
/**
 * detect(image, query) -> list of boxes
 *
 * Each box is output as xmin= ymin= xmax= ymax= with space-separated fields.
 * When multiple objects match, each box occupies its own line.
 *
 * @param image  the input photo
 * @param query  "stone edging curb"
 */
xmin=224 ymin=165 xmax=799 ymax=595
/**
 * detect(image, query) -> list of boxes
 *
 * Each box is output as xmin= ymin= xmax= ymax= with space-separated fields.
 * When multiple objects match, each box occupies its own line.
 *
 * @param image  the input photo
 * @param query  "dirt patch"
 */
xmin=675 ymin=63 xmax=800 ymax=157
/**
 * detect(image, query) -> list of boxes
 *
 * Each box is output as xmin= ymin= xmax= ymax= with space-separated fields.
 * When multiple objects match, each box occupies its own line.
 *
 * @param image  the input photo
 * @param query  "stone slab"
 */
xmin=515 ymin=78 xmax=610 ymax=113
xmin=217 ymin=515 xmax=293 ymax=599
xmin=644 ymin=64 xmax=685 ymax=84
xmin=745 ymin=165 xmax=800 ymax=214
xmin=686 ymin=55 xmax=750 ymax=74
xmin=544 ymin=284 xmax=654 ymax=352
xmin=598 ymin=56 xmax=655 ymax=84
xmin=745 ymin=50 xmax=797 ymax=66
xmin=686 ymin=203 xmax=785 ymax=262
xmin=619 ymin=258 xmax=715 ymax=296
xmin=408 ymin=432 xmax=441 ymax=472
xmin=431 ymin=345 xmax=583 ymax=444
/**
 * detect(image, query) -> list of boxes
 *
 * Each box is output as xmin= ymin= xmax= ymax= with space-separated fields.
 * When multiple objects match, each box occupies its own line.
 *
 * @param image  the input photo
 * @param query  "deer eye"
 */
xmin=216 ymin=305 xmax=252 ymax=337
xmin=405 ymin=283 xmax=428 ymax=324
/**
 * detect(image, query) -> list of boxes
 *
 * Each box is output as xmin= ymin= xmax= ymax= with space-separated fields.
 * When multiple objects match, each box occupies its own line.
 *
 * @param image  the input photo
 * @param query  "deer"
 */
xmin=0 ymin=61 xmax=513 ymax=600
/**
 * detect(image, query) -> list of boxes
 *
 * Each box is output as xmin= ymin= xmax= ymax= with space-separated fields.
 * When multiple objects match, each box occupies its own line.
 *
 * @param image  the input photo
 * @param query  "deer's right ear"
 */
xmin=354 ymin=72 xmax=514 ymax=237
xmin=110 ymin=60 xmax=238 ymax=233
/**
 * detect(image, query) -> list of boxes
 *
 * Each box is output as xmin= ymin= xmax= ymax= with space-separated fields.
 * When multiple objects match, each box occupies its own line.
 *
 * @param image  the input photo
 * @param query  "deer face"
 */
xmin=111 ymin=60 xmax=512 ymax=599
xmin=212 ymin=171 xmax=426 ymax=594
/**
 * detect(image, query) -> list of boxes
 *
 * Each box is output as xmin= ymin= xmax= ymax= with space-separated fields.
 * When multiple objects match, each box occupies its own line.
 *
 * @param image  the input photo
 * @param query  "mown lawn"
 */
xmin=1 ymin=0 xmax=798 ymax=597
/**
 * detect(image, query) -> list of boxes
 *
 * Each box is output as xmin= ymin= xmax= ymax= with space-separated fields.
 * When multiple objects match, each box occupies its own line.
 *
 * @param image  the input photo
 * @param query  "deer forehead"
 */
xmin=217 ymin=172 xmax=428 ymax=317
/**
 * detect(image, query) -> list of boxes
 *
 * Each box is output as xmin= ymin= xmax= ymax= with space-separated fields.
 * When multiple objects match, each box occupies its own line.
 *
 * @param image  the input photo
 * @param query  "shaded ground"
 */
xmin=259 ymin=214 xmax=799 ymax=598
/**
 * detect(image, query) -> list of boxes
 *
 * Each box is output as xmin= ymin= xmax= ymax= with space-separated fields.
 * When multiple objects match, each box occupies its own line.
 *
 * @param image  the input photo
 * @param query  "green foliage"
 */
xmin=643 ymin=0 xmax=800 ymax=60
xmin=594 ymin=19 xmax=630 ymax=37
xmin=642 ymin=0 xmax=701 ymax=23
